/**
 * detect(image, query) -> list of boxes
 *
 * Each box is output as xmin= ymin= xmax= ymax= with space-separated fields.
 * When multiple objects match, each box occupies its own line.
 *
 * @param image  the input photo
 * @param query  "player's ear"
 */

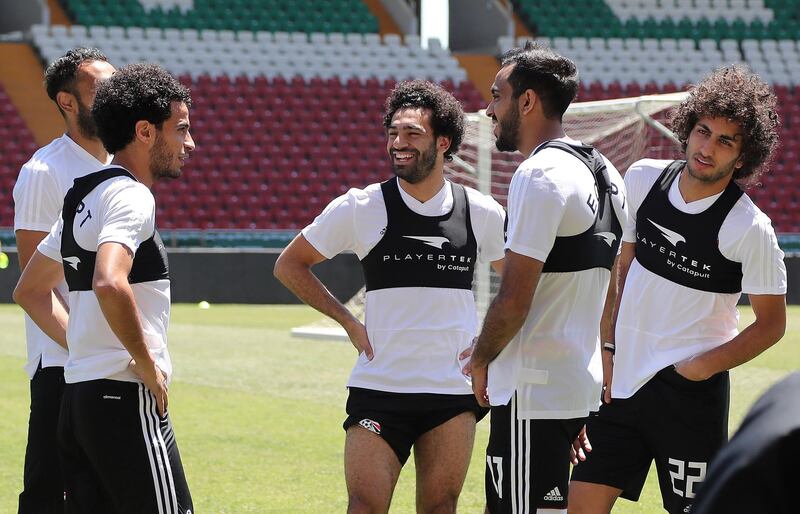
xmin=134 ymin=120 xmax=155 ymax=145
xmin=519 ymin=89 xmax=536 ymax=115
xmin=438 ymin=135 xmax=451 ymax=154
xmin=56 ymin=90 xmax=76 ymax=115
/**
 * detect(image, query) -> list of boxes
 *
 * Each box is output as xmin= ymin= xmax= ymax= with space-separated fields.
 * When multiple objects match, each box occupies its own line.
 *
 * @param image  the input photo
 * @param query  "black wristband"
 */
xmin=602 ymin=341 xmax=616 ymax=355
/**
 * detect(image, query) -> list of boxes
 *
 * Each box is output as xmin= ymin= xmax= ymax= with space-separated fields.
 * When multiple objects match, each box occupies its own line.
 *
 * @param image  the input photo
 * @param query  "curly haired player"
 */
xmin=275 ymin=80 xmax=505 ymax=513
xmin=569 ymin=65 xmax=786 ymax=514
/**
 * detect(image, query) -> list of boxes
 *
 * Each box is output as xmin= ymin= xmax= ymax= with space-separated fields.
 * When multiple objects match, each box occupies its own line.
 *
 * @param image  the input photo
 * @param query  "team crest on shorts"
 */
xmin=358 ymin=418 xmax=382 ymax=434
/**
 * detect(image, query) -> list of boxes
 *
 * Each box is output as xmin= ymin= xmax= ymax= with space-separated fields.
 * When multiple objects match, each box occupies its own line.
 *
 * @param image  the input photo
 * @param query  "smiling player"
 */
xmin=274 ymin=80 xmax=506 ymax=514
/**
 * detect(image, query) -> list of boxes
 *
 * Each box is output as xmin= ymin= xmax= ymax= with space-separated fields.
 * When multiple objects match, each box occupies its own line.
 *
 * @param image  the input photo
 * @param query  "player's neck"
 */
xmin=65 ymin=128 xmax=109 ymax=164
xmin=518 ymin=121 xmax=565 ymax=157
xmin=398 ymin=170 xmax=446 ymax=203
xmin=110 ymin=151 xmax=154 ymax=188
xmin=678 ymin=168 xmax=732 ymax=203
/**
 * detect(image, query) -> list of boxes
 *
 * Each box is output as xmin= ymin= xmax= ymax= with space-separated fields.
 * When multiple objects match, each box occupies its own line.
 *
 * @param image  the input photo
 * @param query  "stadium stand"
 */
xmin=1 ymin=0 xmax=798 ymax=234
xmin=0 ymin=85 xmax=39 ymax=229
xmin=513 ymin=0 xmax=800 ymax=40
xmin=60 ymin=0 xmax=379 ymax=33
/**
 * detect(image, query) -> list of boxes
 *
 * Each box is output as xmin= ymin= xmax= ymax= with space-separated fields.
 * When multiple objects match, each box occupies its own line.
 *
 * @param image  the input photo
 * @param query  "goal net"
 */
xmin=291 ymin=92 xmax=688 ymax=341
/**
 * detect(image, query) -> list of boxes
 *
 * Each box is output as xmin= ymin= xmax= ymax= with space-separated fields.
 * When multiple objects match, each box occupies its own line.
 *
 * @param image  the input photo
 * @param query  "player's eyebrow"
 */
xmin=389 ymin=122 xmax=426 ymax=132
xmin=698 ymin=122 xmax=741 ymax=141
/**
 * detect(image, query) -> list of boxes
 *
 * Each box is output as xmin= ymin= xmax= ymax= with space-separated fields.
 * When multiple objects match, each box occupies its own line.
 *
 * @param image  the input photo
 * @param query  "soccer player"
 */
xmin=274 ymin=80 xmax=506 ymax=513
xmin=13 ymin=47 xmax=114 ymax=514
xmin=568 ymin=66 xmax=786 ymax=514
xmin=466 ymin=42 xmax=627 ymax=514
xmin=13 ymin=63 xmax=195 ymax=513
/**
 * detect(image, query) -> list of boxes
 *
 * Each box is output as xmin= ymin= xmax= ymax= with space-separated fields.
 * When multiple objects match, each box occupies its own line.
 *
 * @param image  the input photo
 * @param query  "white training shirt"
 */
xmin=612 ymin=159 xmax=787 ymax=399
xmin=487 ymin=137 xmax=628 ymax=419
xmin=13 ymin=134 xmax=111 ymax=378
xmin=302 ymin=178 xmax=507 ymax=394
xmin=37 ymin=174 xmax=173 ymax=385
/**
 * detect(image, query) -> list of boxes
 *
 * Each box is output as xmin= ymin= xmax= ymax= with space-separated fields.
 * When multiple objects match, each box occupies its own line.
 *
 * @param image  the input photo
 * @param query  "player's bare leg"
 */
xmin=413 ymin=411 xmax=476 ymax=514
xmin=345 ymin=426 xmax=402 ymax=514
xmin=567 ymin=481 xmax=622 ymax=514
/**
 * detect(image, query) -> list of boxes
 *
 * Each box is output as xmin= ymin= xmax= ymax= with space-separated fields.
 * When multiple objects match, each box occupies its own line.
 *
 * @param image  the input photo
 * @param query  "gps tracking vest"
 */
xmin=635 ymin=160 xmax=743 ymax=293
xmin=361 ymin=178 xmax=477 ymax=291
xmin=539 ymin=141 xmax=623 ymax=273
xmin=60 ymin=167 xmax=169 ymax=292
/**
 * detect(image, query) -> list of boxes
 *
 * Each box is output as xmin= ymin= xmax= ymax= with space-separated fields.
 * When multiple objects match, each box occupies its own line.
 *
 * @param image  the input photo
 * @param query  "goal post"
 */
xmin=290 ymin=92 xmax=689 ymax=341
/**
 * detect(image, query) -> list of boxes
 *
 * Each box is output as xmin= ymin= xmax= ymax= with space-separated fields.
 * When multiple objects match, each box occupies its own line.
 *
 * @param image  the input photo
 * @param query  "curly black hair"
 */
xmin=670 ymin=65 xmax=780 ymax=183
xmin=383 ymin=80 xmax=465 ymax=162
xmin=44 ymin=47 xmax=108 ymax=106
xmin=92 ymin=63 xmax=192 ymax=154
xmin=500 ymin=41 xmax=578 ymax=121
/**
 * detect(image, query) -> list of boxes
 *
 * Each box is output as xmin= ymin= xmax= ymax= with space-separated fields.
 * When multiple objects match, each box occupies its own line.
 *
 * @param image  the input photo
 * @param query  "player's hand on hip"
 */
xmin=602 ymin=349 xmax=614 ymax=404
xmin=130 ymin=358 xmax=169 ymax=417
xmin=459 ymin=337 xmax=477 ymax=377
xmin=344 ymin=320 xmax=373 ymax=360
xmin=674 ymin=356 xmax=710 ymax=381
xmin=570 ymin=425 xmax=592 ymax=465
xmin=471 ymin=365 xmax=490 ymax=407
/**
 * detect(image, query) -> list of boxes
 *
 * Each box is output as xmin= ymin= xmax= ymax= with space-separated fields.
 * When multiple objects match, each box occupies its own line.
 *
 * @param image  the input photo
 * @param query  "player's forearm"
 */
xmin=93 ymin=278 xmax=155 ymax=367
xmin=692 ymin=310 xmax=785 ymax=377
xmin=471 ymin=292 xmax=528 ymax=369
xmin=275 ymin=260 xmax=359 ymax=330
xmin=14 ymin=289 xmax=68 ymax=349
xmin=600 ymin=258 xmax=620 ymax=342
xmin=608 ymin=243 xmax=635 ymax=344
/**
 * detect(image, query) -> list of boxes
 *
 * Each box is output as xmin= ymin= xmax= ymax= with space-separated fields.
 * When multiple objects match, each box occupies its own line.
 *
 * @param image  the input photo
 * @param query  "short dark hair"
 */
xmin=92 ymin=63 xmax=192 ymax=154
xmin=44 ymin=47 xmax=108 ymax=106
xmin=670 ymin=65 xmax=780 ymax=184
xmin=383 ymin=80 xmax=465 ymax=162
xmin=500 ymin=41 xmax=578 ymax=120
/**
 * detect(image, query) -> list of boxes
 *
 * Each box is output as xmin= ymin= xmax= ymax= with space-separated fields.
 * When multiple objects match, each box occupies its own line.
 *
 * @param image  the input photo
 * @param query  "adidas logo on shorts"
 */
xmin=543 ymin=486 xmax=564 ymax=502
xmin=358 ymin=418 xmax=382 ymax=435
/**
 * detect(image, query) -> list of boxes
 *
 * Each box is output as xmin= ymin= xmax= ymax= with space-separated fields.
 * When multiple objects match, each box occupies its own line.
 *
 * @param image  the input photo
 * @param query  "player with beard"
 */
xmin=12 ymin=47 xmax=114 ymax=514
xmin=465 ymin=42 xmax=627 ymax=513
xmin=569 ymin=66 xmax=786 ymax=514
xmin=14 ymin=63 xmax=194 ymax=513
xmin=275 ymin=80 xmax=506 ymax=514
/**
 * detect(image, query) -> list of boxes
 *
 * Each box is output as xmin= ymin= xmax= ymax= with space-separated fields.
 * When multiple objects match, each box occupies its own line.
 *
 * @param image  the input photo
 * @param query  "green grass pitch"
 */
xmin=0 ymin=303 xmax=797 ymax=512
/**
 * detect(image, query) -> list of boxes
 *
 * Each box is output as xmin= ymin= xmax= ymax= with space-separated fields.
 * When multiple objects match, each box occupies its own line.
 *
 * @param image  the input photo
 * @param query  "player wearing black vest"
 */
xmin=14 ymin=64 xmax=195 ymax=514
xmin=275 ymin=81 xmax=506 ymax=514
xmin=569 ymin=67 xmax=787 ymax=514
xmin=468 ymin=43 xmax=627 ymax=514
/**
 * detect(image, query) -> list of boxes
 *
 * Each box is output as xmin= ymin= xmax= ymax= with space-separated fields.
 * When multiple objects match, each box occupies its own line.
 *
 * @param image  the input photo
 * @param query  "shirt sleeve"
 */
xmin=477 ymin=197 xmax=507 ymax=263
xmin=301 ymin=190 xmax=361 ymax=259
xmin=96 ymin=182 xmax=156 ymax=255
xmin=13 ymin=161 xmax=64 ymax=232
xmin=36 ymin=216 xmax=64 ymax=263
xmin=505 ymin=166 xmax=566 ymax=262
xmin=726 ymin=210 xmax=787 ymax=295
xmin=621 ymin=162 xmax=647 ymax=243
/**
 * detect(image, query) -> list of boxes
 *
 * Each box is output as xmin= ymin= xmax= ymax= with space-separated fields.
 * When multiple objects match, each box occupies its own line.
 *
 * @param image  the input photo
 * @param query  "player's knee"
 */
xmin=347 ymin=493 xmax=390 ymax=514
xmin=418 ymin=492 xmax=459 ymax=514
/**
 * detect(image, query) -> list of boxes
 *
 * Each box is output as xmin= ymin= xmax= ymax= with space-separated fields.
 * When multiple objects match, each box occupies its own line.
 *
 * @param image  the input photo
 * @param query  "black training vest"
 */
xmin=538 ymin=141 xmax=623 ymax=273
xmin=361 ymin=179 xmax=477 ymax=291
xmin=61 ymin=167 xmax=169 ymax=292
xmin=635 ymin=160 xmax=743 ymax=293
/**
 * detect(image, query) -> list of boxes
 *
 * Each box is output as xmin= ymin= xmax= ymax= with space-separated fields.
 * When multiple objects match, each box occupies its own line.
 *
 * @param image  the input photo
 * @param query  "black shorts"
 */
xmin=58 ymin=380 xmax=193 ymax=514
xmin=343 ymin=387 xmax=487 ymax=465
xmin=571 ymin=366 xmax=729 ymax=514
xmin=485 ymin=393 xmax=585 ymax=513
